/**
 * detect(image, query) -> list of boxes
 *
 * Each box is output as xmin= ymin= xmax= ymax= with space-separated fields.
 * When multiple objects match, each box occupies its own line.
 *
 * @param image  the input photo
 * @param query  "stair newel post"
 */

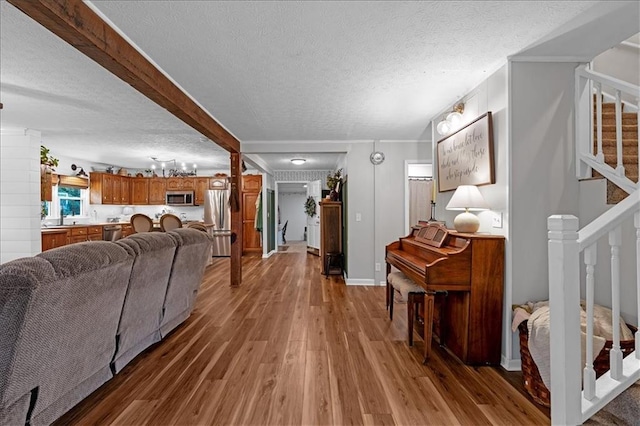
xmin=583 ymin=244 xmax=597 ymax=400
xmin=575 ymin=65 xmax=591 ymax=178
xmin=614 ymin=90 xmax=625 ymax=176
xmin=595 ymin=82 xmax=604 ymax=163
xmin=609 ymin=226 xmax=623 ymax=379
xmin=635 ymin=212 xmax=640 ymax=358
xmin=548 ymin=215 xmax=582 ymax=426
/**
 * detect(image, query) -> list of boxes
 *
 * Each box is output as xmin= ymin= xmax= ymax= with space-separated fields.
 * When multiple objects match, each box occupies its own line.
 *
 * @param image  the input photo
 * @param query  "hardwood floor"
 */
xmin=57 ymin=251 xmax=549 ymax=425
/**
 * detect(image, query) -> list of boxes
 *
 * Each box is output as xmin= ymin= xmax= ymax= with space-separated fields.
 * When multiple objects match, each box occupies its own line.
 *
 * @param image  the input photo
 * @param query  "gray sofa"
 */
xmin=0 ymin=228 xmax=212 ymax=426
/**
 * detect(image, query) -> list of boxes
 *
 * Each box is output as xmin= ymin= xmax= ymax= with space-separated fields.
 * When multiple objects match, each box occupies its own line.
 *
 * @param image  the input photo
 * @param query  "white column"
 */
xmin=0 ymin=129 xmax=42 ymax=263
xmin=548 ymin=215 xmax=582 ymax=426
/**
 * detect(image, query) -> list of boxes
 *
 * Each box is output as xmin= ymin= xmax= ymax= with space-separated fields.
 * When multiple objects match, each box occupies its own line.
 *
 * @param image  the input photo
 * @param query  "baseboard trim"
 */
xmin=501 ymin=355 xmax=522 ymax=371
xmin=262 ymin=250 xmax=275 ymax=259
xmin=345 ymin=278 xmax=376 ymax=286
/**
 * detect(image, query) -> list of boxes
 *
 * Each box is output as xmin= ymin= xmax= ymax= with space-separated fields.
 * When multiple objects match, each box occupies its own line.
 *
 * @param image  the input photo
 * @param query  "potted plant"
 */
xmin=326 ymin=169 xmax=342 ymax=201
xmin=40 ymin=145 xmax=59 ymax=171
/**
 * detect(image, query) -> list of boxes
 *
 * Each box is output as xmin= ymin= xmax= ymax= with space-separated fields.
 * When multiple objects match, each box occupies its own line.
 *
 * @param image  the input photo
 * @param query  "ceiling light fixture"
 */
xmin=150 ymin=157 xmax=197 ymax=177
xmin=291 ymin=159 xmax=306 ymax=165
xmin=436 ymin=102 xmax=465 ymax=135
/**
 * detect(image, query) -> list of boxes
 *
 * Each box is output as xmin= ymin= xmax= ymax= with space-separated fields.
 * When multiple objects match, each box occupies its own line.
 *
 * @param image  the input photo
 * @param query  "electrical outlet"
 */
xmin=356 ymin=212 xmax=362 ymax=222
xmin=375 ymin=263 xmax=381 ymax=271
xmin=492 ymin=212 xmax=503 ymax=228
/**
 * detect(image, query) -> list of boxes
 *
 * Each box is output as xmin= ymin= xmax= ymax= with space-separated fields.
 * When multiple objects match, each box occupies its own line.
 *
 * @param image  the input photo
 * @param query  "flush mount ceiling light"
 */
xmin=370 ymin=151 xmax=385 ymax=165
xmin=436 ymin=102 xmax=465 ymax=135
xmin=291 ymin=159 xmax=306 ymax=165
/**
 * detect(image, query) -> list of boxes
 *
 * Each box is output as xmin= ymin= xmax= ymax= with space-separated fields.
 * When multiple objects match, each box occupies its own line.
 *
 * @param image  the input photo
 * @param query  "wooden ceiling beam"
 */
xmin=8 ymin=0 xmax=240 ymax=153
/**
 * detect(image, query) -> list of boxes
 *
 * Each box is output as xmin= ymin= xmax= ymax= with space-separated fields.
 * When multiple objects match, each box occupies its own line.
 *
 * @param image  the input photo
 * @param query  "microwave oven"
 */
xmin=166 ymin=191 xmax=194 ymax=206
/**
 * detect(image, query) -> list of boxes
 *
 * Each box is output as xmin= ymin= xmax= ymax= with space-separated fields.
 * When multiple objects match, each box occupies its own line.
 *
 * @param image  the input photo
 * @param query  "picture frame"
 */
xmin=436 ymin=111 xmax=495 ymax=192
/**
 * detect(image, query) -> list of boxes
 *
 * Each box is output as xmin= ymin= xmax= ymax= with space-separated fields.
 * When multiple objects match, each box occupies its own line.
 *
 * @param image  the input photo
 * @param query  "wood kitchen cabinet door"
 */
xmin=181 ymin=178 xmax=196 ymax=190
xmin=148 ymin=178 xmax=166 ymax=205
xmin=41 ymin=231 xmax=68 ymax=251
xmin=112 ymin=176 xmax=122 ymax=204
xmin=90 ymin=172 xmax=114 ymax=204
xmin=121 ymin=177 xmax=130 ymax=204
xmin=130 ymin=178 xmax=149 ymax=205
xmin=195 ymin=178 xmax=209 ymax=205
xmin=242 ymin=192 xmax=261 ymax=252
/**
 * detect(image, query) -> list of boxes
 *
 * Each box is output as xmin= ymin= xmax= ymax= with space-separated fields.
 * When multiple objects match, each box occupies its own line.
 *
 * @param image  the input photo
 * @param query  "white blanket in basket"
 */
xmin=525 ymin=302 xmax=633 ymax=390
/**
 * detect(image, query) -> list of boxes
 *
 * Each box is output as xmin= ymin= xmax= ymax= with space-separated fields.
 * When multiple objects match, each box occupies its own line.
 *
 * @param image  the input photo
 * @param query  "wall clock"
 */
xmin=370 ymin=151 xmax=385 ymax=165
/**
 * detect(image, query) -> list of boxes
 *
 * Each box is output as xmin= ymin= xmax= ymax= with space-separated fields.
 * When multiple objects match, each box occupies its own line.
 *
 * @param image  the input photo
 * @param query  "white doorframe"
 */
xmin=404 ymin=160 xmax=433 ymax=234
xmin=274 ymin=180 xmax=308 ymax=252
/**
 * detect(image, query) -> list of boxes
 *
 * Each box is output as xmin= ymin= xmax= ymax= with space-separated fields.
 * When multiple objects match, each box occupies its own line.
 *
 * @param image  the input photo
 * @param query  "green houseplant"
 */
xmin=40 ymin=145 xmax=59 ymax=170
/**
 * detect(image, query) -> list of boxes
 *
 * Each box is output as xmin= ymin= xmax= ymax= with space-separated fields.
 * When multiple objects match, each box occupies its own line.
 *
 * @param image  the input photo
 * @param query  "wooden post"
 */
xmin=548 ymin=215 xmax=582 ymax=425
xmin=230 ymin=153 xmax=242 ymax=287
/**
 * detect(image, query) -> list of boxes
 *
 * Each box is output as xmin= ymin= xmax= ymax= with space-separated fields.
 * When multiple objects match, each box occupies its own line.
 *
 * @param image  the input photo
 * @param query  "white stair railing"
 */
xmin=548 ymin=190 xmax=640 ymax=425
xmin=575 ymin=64 xmax=640 ymax=195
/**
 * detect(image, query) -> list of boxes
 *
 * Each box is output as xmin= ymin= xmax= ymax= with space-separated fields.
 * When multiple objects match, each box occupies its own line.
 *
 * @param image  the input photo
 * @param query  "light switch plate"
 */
xmin=492 ymin=211 xmax=503 ymax=228
xmin=356 ymin=213 xmax=362 ymax=222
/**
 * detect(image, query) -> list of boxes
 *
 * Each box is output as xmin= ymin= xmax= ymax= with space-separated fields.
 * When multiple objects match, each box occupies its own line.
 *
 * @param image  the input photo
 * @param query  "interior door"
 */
xmin=306 ymin=180 xmax=321 ymax=253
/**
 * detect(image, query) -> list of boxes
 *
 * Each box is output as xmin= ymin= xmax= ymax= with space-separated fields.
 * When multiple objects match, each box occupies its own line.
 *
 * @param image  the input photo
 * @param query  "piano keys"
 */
xmin=386 ymin=222 xmax=505 ymax=365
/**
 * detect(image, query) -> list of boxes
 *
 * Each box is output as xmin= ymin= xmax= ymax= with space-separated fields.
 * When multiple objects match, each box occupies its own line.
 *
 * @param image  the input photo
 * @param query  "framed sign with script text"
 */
xmin=436 ymin=112 xmax=494 ymax=192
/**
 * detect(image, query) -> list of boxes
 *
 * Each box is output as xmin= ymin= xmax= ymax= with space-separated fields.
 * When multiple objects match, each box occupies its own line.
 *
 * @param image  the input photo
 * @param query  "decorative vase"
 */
xmin=329 ymin=189 xmax=338 ymax=201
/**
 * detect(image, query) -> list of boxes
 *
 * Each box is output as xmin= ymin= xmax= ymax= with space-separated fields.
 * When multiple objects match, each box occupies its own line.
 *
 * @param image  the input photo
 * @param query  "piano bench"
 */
xmin=387 ymin=271 xmax=429 ymax=347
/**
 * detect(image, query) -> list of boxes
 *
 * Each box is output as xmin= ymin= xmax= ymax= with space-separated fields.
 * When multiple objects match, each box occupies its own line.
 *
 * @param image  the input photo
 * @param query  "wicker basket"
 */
xmin=518 ymin=320 xmax=637 ymax=407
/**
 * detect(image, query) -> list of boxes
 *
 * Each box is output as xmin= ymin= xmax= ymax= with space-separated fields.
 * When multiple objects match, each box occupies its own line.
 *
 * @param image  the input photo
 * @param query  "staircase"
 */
xmin=594 ymin=100 xmax=639 ymax=203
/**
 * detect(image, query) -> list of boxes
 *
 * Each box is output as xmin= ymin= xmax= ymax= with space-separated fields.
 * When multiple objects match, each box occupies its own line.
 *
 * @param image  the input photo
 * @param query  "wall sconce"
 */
xmin=436 ymin=102 xmax=465 ymax=135
xmin=70 ymin=164 xmax=88 ymax=177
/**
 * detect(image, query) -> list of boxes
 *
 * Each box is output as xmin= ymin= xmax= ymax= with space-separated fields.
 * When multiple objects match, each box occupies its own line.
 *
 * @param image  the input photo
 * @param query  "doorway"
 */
xmin=275 ymin=181 xmax=309 ymax=252
xmin=404 ymin=162 xmax=433 ymax=233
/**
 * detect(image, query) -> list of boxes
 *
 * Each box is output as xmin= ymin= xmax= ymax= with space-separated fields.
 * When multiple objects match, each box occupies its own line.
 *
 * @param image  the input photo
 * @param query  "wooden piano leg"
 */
xmin=423 ymin=293 xmax=435 ymax=363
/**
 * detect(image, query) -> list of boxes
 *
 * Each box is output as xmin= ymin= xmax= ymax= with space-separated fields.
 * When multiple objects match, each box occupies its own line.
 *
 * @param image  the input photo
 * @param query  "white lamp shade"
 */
xmin=446 ymin=185 xmax=489 ymax=233
xmin=445 ymin=185 xmax=489 ymax=211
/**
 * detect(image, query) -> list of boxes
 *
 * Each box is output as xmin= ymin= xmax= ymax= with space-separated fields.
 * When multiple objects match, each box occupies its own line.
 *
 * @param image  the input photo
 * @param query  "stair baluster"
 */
xmin=583 ymin=244 xmax=597 ymax=400
xmin=609 ymin=226 xmax=623 ymax=379
xmin=615 ymin=91 xmax=625 ymax=176
xmin=596 ymin=83 xmax=604 ymax=162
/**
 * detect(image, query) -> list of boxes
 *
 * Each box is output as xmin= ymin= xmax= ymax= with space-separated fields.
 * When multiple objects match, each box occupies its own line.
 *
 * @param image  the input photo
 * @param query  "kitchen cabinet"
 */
xmin=130 ymin=178 xmax=149 ymax=205
xmin=69 ymin=226 xmax=90 ymax=243
xmin=242 ymin=174 xmax=262 ymax=253
xmin=120 ymin=177 xmax=130 ymax=204
xmin=112 ymin=175 xmax=122 ymax=204
xmin=88 ymin=226 xmax=103 ymax=241
xmin=40 ymin=166 xmax=53 ymax=202
xmin=121 ymin=224 xmax=134 ymax=238
xmin=41 ymin=230 xmax=69 ymax=251
xmin=195 ymin=177 xmax=209 ymax=205
xmin=319 ymin=201 xmax=343 ymax=275
xmin=148 ymin=178 xmax=166 ymax=205
xmin=167 ymin=177 xmax=195 ymax=191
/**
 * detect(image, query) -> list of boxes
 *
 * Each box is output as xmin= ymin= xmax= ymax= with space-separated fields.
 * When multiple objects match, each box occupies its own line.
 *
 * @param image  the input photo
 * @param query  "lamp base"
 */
xmin=453 ymin=211 xmax=480 ymax=233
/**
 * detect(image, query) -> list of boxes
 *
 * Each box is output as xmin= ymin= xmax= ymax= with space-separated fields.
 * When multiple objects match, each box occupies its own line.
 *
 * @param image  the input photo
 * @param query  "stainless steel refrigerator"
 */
xmin=204 ymin=188 xmax=231 ymax=256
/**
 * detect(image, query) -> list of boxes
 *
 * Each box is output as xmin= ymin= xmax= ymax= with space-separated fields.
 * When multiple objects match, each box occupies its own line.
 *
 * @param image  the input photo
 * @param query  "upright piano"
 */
xmin=385 ymin=222 xmax=505 ymax=365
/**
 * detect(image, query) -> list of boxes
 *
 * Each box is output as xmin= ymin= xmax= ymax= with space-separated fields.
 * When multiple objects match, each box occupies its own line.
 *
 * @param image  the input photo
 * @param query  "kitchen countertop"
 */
xmin=41 ymin=221 xmax=212 ymax=231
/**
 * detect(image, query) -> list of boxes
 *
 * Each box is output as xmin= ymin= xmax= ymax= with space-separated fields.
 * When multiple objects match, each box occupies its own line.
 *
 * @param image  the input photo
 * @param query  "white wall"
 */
xmin=508 ymin=61 xmax=581 ymax=364
xmin=373 ymin=141 xmax=430 ymax=284
xmin=345 ymin=142 xmax=376 ymax=284
xmin=431 ymin=64 xmax=510 ymax=363
xmin=278 ymin=192 xmax=306 ymax=241
xmin=1 ymin=130 xmax=42 ymax=263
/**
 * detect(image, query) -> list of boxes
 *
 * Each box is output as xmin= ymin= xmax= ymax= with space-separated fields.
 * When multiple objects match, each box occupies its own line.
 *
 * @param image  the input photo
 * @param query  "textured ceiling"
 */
xmin=1 ymin=1 xmax=599 ymax=172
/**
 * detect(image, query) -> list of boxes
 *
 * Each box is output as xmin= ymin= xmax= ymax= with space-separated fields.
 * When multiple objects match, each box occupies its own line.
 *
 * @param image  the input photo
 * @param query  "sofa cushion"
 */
xmin=112 ymin=232 xmax=178 ymax=372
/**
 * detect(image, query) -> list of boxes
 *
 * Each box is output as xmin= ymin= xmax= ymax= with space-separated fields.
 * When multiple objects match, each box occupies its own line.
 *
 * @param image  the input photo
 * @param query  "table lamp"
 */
xmin=445 ymin=185 xmax=489 ymax=233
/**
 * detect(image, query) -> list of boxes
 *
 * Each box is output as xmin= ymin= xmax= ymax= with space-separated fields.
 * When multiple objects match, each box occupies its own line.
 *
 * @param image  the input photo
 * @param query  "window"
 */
xmin=43 ymin=180 xmax=89 ymax=219
xmin=59 ymin=186 xmax=83 ymax=216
